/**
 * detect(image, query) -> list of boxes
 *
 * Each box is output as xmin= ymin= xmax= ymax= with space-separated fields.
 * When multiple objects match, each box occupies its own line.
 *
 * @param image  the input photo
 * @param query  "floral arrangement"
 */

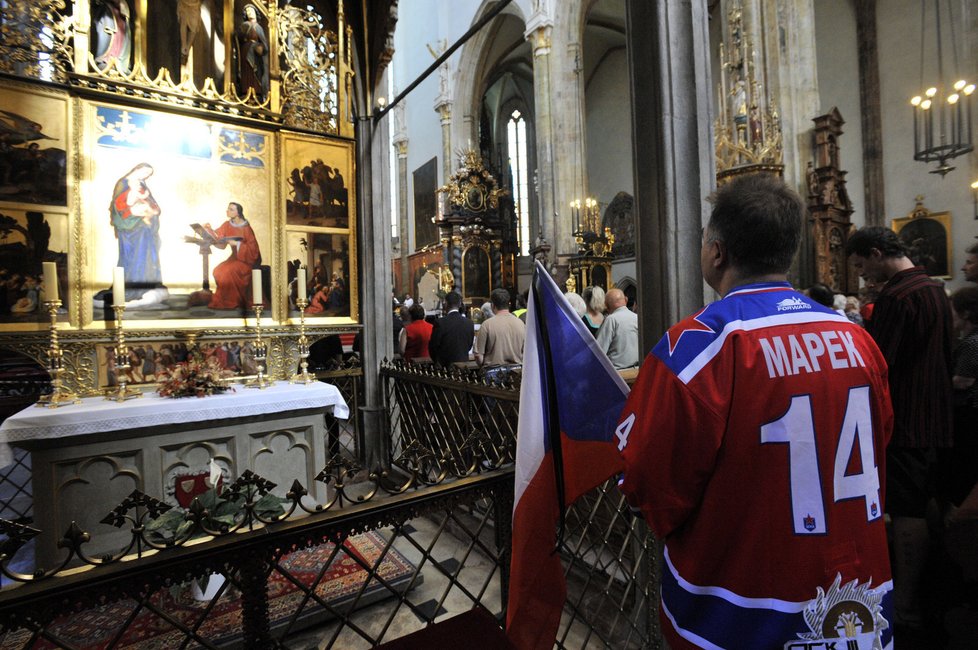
xmin=156 ymin=350 xmax=235 ymax=398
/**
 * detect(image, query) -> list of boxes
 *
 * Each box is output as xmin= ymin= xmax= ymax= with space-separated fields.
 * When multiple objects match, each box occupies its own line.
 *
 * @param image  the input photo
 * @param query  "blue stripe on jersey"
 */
xmin=653 ymin=283 xmax=845 ymax=379
xmin=661 ymin=553 xmax=894 ymax=649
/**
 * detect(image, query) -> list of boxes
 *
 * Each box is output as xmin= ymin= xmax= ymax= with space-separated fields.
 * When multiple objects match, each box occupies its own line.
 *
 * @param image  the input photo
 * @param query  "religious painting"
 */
xmin=0 ymin=80 xmax=70 ymax=208
xmin=413 ymin=157 xmax=438 ymax=248
xmin=95 ymin=338 xmax=255 ymax=389
xmin=462 ymin=245 xmax=490 ymax=301
xmin=81 ymin=101 xmax=273 ymax=327
xmin=892 ymin=210 xmax=951 ymax=279
xmin=285 ymin=230 xmax=354 ymax=320
xmin=0 ymin=208 xmax=69 ymax=328
xmin=282 ymin=132 xmax=353 ymax=229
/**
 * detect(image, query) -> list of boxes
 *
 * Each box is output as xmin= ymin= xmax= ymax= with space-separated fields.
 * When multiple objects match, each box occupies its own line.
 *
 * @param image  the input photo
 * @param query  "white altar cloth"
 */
xmin=0 ymin=381 xmax=349 ymax=467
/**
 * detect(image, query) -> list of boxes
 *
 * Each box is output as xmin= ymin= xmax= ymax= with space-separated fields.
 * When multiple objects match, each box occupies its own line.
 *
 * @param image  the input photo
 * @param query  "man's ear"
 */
xmin=708 ymin=239 xmax=727 ymax=270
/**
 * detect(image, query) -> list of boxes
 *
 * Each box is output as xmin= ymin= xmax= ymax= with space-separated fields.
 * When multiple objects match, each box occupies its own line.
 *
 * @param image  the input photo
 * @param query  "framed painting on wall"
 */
xmin=80 ymin=100 xmax=274 ymax=327
xmin=891 ymin=202 xmax=951 ymax=279
xmin=413 ymin=157 xmax=438 ymax=248
xmin=95 ymin=338 xmax=259 ymax=390
xmin=0 ymin=79 xmax=73 ymax=331
xmin=284 ymin=231 xmax=354 ymax=320
xmin=281 ymin=132 xmax=356 ymax=323
xmin=0 ymin=208 xmax=70 ymax=327
xmin=282 ymin=132 xmax=353 ymax=230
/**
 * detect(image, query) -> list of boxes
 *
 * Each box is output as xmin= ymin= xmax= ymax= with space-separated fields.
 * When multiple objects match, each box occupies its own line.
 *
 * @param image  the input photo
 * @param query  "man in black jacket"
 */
xmin=429 ymin=291 xmax=474 ymax=366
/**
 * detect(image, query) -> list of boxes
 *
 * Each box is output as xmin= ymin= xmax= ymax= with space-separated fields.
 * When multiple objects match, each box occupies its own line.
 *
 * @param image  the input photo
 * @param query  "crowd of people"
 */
xmin=390 ymin=276 xmax=645 ymax=374
xmin=388 ymin=175 xmax=978 ymax=646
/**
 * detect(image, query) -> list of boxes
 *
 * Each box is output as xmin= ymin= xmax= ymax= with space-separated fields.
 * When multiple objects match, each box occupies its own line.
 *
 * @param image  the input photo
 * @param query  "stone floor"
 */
xmin=284 ymin=516 xmax=506 ymax=649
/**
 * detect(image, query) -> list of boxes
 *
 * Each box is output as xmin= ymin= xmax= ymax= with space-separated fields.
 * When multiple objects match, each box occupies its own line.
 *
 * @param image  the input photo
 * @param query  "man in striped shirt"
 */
xmin=847 ymin=226 xmax=953 ymax=631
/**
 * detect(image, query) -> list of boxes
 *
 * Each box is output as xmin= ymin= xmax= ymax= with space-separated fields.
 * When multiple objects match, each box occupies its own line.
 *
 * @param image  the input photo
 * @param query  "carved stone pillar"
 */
xmin=525 ymin=15 xmax=555 ymax=262
xmin=436 ymin=102 xmax=453 ymax=182
xmin=393 ymin=137 xmax=409 ymax=294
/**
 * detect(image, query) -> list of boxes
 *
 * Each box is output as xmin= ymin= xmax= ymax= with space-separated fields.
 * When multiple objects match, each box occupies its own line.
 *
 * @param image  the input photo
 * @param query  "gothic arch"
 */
xmin=452 ymin=1 xmax=528 ymax=163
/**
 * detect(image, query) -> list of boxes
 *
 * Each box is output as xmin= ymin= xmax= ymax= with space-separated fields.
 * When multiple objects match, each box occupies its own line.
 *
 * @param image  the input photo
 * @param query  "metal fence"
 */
xmin=0 ymin=359 xmax=658 ymax=648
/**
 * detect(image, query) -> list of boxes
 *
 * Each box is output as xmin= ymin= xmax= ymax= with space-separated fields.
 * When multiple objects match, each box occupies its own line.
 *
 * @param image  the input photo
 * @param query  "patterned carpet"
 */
xmin=0 ymin=531 xmax=416 ymax=649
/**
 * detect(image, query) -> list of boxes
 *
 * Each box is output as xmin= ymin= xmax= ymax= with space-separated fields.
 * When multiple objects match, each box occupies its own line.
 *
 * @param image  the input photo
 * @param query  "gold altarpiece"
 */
xmin=435 ymin=151 xmax=515 ymax=307
xmin=0 ymin=1 xmax=360 ymax=395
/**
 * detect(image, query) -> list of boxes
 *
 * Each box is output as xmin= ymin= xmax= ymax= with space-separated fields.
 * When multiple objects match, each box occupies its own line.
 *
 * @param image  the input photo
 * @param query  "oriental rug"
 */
xmin=0 ymin=530 xmax=417 ymax=649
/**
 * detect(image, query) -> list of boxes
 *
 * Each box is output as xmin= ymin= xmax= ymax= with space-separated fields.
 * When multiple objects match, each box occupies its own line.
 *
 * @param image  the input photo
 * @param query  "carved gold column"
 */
xmin=525 ymin=14 xmax=555 ymax=258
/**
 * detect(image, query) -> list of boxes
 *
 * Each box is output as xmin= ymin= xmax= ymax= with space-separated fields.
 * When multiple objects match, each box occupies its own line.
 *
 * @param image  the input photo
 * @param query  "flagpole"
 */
xmin=530 ymin=264 xmax=568 ymax=548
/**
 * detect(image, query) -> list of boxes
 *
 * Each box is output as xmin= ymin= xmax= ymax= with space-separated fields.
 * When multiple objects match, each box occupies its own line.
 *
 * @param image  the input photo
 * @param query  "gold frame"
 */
xmin=279 ymin=131 xmax=358 ymax=325
xmin=77 ymin=97 xmax=276 ymax=330
xmin=461 ymin=244 xmax=492 ymax=302
xmin=0 ymin=78 xmax=75 ymax=332
xmin=891 ymin=209 xmax=952 ymax=280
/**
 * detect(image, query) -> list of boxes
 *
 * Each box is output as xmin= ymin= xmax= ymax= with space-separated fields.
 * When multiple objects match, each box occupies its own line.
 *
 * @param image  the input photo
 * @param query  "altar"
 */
xmin=0 ymin=382 xmax=349 ymax=570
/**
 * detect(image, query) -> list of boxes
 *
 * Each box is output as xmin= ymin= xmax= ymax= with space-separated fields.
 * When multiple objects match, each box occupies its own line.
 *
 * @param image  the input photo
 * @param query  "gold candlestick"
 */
xmin=105 ymin=305 xmax=142 ymax=402
xmin=36 ymin=300 xmax=80 ymax=408
xmin=290 ymin=298 xmax=314 ymax=384
xmin=246 ymin=304 xmax=270 ymax=389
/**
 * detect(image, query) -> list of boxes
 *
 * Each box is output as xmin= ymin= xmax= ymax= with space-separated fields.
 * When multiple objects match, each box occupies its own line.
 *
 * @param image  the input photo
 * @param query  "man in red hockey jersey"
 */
xmin=617 ymin=174 xmax=894 ymax=649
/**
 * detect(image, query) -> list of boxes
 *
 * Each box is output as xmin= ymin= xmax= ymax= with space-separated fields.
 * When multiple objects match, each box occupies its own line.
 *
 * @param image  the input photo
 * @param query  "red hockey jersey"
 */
xmin=618 ymin=282 xmax=894 ymax=649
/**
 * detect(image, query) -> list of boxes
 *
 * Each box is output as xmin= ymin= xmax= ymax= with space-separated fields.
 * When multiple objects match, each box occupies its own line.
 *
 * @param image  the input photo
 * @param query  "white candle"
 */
xmin=296 ymin=267 xmax=307 ymax=301
xmin=252 ymin=269 xmax=262 ymax=305
xmin=113 ymin=267 xmax=125 ymax=305
xmin=42 ymin=262 xmax=58 ymax=302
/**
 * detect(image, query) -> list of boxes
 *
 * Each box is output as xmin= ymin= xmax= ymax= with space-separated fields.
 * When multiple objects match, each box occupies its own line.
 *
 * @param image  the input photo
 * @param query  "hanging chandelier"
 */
xmin=909 ymin=0 xmax=974 ymax=176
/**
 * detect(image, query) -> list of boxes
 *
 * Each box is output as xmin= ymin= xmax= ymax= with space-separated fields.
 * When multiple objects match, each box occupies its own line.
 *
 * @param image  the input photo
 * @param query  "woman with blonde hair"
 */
xmin=581 ymin=285 xmax=606 ymax=337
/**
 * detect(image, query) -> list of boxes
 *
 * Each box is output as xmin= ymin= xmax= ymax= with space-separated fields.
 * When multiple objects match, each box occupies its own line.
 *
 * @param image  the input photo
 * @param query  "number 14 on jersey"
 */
xmin=761 ymin=386 xmax=881 ymax=535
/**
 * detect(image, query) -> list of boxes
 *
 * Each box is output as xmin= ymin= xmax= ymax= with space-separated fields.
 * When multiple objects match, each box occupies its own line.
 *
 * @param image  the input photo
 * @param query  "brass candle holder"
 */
xmin=105 ymin=304 xmax=142 ymax=402
xmin=291 ymin=297 xmax=314 ymax=384
xmin=245 ymin=304 xmax=270 ymax=389
xmin=36 ymin=300 xmax=80 ymax=408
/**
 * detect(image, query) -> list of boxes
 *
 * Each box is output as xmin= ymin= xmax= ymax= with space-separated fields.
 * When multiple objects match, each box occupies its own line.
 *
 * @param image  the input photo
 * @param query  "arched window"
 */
xmin=507 ymin=109 xmax=530 ymax=256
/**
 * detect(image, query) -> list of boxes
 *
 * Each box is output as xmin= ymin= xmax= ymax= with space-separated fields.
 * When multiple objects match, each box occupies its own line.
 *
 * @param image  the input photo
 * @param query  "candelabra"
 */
xmin=291 ymin=298 xmax=314 ymax=384
xmin=246 ymin=304 xmax=270 ymax=389
xmin=36 ymin=300 xmax=80 ymax=408
xmin=106 ymin=305 xmax=142 ymax=402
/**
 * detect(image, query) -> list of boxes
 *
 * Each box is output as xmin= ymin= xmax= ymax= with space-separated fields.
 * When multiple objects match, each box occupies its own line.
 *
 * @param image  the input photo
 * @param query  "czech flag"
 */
xmin=506 ymin=261 xmax=630 ymax=649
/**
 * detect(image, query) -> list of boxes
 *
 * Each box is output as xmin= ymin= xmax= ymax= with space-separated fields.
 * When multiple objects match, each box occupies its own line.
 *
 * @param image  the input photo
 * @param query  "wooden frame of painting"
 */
xmin=78 ymin=98 xmax=275 ymax=329
xmin=0 ymin=78 xmax=73 ymax=331
xmin=95 ymin=337 xmax=261 ymax=390
xmin=891 ymin=211 xmax=952 ymax=280
xmin=280 ymin=132 xmax=357 ymax=324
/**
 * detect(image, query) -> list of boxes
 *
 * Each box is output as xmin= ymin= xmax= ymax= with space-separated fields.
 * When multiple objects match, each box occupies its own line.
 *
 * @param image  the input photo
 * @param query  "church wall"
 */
xmin=876 ymin=0 xmax=975 ymax=292
xmin=813 ymin=0 xmax=866 ymax=229
xmin=389 ymin=0 xmax=451 ymax=256
xmin=585 ymin=47 xmax=634 ymax=223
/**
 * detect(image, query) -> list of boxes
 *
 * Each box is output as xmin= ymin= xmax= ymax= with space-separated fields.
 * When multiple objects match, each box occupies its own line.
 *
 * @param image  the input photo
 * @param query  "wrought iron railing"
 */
xmin=0 ymin=360 xmax=658 ymax=649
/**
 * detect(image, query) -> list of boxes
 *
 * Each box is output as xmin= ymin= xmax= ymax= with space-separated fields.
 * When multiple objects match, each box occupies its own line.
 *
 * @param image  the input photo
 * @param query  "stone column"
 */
xmin=393 ymin=137 xmax=410 ymax=295
xmin=436 ymin=102 xmax=453 ymax=180
xmin=627 ymin=0 xmax=714 ymax=352
xmin=757 ymin=0 xmax=821 ymax=285
xmin=357 ymin=113 xmax=393 ymax=469
xmin=525 ymin=14 xmax=555 ymax=265
xmin=854 ymin=0 xmax=885 ymax=226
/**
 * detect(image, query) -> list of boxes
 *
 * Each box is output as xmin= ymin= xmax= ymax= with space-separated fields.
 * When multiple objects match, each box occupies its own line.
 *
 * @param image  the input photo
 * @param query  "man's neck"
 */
xmin=717 ymin=272 xmax=788 ymax=298
xmin=494 ymin=309 xmax=510 ymax=316
xmin=883 ymin=256 xmax=915 ymax=281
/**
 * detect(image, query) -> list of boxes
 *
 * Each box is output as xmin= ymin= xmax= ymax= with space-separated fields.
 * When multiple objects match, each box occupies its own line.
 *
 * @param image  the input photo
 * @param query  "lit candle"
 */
xmin=42 ymin=262 xmax=58 ymax=302
xmin=296 ymin=267 xmax=307 ymax=301
xmin=252 ymin=269 xmax=262 ymax=305
xmin=113 ymin=267 xmax=125 ymax=306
